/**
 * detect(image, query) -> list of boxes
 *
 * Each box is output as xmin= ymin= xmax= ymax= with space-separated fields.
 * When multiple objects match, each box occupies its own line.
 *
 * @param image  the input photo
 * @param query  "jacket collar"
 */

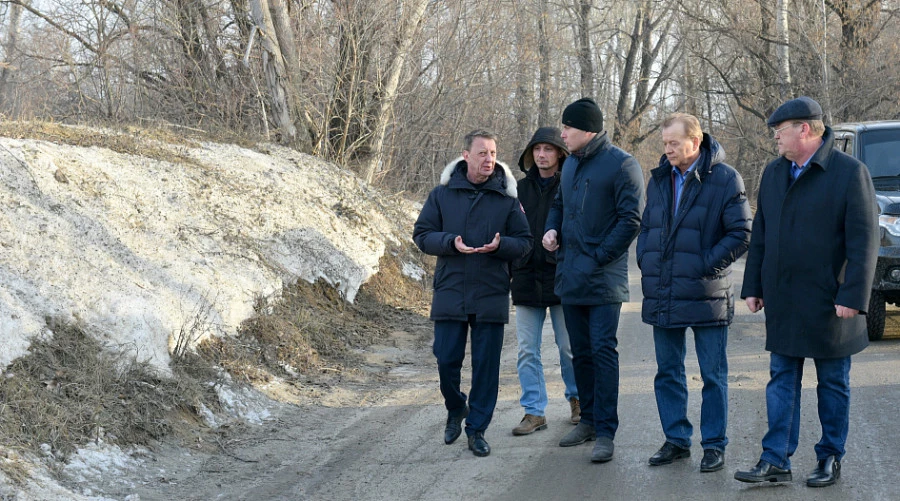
xmin=572 ymin=132 xmax=609 ymax=161
xmin=439 ymin=157 xmax=518 ymax=198
xmin=804 ymin=126 xmax=836 ymax=171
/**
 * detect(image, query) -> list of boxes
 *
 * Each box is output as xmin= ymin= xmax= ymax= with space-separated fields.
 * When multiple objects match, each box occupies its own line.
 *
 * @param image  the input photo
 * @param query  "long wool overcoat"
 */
xmin=740 ymin=127 xmax=879 ymax=358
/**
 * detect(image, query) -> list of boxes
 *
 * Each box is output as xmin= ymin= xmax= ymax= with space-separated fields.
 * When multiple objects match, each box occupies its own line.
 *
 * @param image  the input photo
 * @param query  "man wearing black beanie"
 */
xmin=543 ymin=97 xmax=644 ymax=463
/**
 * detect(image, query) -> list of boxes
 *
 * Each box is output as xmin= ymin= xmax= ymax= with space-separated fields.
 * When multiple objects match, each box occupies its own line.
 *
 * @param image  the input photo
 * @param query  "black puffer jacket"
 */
xmin=636 ymin=134 xmax=751 ymax=327
xmin=413 ymin=158 xmax=532 ymax=324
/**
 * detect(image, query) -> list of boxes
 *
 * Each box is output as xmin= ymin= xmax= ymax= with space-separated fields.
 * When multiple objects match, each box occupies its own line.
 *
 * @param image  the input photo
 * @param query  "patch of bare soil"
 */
xmin=195 ymin=245 xmax=434 ymax=404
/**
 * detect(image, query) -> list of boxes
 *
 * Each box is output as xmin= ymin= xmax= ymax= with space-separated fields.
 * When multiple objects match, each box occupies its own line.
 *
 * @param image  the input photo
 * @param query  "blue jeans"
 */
xmin=653 ymin=325 xmax=729 ymax=451
xmin=562 ymin=303 xmax=622 ymax=439
xmin=433 ymin=317 xmax=505 ymax=436
xmin=760 ymin=353 xmax=852 ymax=470
xmin=515 ymin=305 xmax=578 ymax=416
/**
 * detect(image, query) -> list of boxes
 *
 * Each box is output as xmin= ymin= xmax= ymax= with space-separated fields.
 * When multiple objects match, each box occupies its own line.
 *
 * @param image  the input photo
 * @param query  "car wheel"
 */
xmin=867 ymin=290 xmax=886 ymax=341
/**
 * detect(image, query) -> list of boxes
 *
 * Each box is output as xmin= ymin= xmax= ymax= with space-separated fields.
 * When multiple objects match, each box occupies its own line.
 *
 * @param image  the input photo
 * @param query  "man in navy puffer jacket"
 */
xmin=413 ymin=129 xmax=532 ymax=457
xmin=636 ymin=113 xmax=751 ymax=473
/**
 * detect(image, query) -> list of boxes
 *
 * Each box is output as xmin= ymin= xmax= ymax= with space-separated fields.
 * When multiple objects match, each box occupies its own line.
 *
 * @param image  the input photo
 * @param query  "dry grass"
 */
xmin=202 ymin=248 xmax=432 ymax=382
xmin=0 ymin=320 xmax=219 ymax=482
xmin=0 ymin=120 xmax=258 ymax=165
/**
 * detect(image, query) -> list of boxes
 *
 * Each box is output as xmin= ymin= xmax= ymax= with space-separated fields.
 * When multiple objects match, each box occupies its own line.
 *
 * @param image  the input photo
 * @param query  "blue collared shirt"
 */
xmin=791 ymin=161 xmax=804 ymax=181
xmin=672 ymin=157 xmax=700 ymax=212
xmin=790 ymin=138 xmax=825 ymax=181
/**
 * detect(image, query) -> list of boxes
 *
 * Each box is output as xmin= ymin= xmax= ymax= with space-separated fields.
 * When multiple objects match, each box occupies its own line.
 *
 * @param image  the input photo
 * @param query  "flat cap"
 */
xmin=767 ymin=96 xmax=823 ymax=127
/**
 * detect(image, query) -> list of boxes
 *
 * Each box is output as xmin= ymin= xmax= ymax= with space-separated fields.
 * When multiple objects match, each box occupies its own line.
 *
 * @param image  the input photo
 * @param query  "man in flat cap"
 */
xmin=735 ymin=97 xmax=878 ymax=487
xmin=542 ymin=98 xmax=644 ymax=463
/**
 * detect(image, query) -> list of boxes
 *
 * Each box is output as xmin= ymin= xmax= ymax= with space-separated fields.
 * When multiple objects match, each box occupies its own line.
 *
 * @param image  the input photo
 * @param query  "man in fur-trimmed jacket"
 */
xmin=413 ymin=129 xmax=532 ymax=457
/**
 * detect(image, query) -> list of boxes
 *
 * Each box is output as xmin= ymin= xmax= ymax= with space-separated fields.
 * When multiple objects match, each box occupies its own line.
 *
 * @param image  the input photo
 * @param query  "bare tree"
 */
xmin=0 ymin=0 xmax=24 ymax=108
xmin=248 ymin=0 xmax=297 ymax=144
xmin=363 ymin=0 xmax=429 ymax=184
xmin=612 ymin=0 xmax=681 ymax=149
xmin=537 ymin=0 xmax=552 ymax=125
xmin=575 ymin=0 xmax=594 ymax=97
xmin=776 ymin=0 xmax=792 ymax=98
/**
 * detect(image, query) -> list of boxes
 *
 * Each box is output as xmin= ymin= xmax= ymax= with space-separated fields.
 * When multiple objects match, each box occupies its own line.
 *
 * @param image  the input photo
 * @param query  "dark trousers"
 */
xmin=562 ymin=303 xmax=622 ymax=439
xmin=433 ymin=316 xmax=504 ymax=436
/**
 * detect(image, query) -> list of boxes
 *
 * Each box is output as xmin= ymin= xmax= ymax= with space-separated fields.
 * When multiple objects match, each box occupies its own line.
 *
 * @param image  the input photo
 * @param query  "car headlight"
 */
xmin=880 ymin=215 xmax=900 ymax=237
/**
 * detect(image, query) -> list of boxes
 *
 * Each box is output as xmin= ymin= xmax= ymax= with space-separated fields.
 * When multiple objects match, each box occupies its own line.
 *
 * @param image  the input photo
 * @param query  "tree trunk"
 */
xmin=538 ymin=0 xmax=551 ymax=125
xmin=0 ymin=1 xmax=24 ymax=108
xmin=776 ymin=0 xmax=792 ymax=99
xmin=326 ymin=0 xmax=372 ymax=163
xmin=514 ymin=21 xmax=532 ymax=148
xmin=268 ymin=0 xmax=312 ymax=150
xmin=248 ymin=0 xmax=297 ymax=144
xmin=576 ymin=0 xmax=593 ymax=97
xmin=363 ymin=0 xmax=429 ymax=184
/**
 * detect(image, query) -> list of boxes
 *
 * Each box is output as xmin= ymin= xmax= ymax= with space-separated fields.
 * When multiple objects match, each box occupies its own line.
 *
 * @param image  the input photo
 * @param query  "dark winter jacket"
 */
xmin=511 ymin=127 xmax=568 ymax=307
xmin=741 ymin=127 xmax=878 ymax=358
xmin=636 ymin=134 xmax=751 ymax=328
xmin=413 ymin=158 xmax=532 ymax=324
xmin=545 ymin=132 xmax=644 ymax=305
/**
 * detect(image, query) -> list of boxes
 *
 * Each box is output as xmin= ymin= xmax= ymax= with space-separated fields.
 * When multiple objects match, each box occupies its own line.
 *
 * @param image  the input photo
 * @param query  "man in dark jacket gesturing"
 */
xmin=734 ymin=97 xmax=878 ymax=487
xmin=542 ymin=98 xmax=644 ymax=463
xmin=510 ymin=127 xmax=579 ymax=437
xmin=637 ymin=113 xmax=751 ymax=473
xmin=413 ymin=129 xmax=532 ymax=457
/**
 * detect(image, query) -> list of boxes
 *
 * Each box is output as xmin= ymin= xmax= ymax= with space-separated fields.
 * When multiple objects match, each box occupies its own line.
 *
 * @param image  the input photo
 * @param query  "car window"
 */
xmin=860 ymin=129 xmax=900 ymax=178
xmin=845 ymin=135 xmax=854 ymax=154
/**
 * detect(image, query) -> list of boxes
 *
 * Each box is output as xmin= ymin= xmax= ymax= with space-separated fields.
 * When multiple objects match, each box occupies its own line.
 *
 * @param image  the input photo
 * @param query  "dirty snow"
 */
xmin=0 ymin=133 xmax=416 ymax=372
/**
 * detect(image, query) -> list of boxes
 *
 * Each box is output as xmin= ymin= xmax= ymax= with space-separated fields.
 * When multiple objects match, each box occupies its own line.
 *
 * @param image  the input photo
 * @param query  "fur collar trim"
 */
xmin=439 ymin=157 xmax=518 ymax=198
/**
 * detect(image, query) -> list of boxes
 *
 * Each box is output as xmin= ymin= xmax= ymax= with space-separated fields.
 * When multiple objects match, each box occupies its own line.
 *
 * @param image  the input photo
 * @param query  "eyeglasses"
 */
xmin=772 ymin=122 xmax=800 ymax=137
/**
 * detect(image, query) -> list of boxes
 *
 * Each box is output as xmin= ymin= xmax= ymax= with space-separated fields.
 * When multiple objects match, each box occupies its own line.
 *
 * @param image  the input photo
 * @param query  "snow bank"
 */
xmin=0 ymin=133 xmax=415 ymax=370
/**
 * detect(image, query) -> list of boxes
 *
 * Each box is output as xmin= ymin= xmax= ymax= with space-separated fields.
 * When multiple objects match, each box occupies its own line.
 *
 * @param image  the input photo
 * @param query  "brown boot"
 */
xmin=512 ymin=414 xmax=547 ymax=436
xmin=569 ymin=398 xmax=581 ymax=425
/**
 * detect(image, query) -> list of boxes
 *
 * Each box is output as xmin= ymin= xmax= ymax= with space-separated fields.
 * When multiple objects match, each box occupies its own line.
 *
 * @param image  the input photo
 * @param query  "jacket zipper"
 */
xmin=581 ymin=178 xmax=590 ymax=212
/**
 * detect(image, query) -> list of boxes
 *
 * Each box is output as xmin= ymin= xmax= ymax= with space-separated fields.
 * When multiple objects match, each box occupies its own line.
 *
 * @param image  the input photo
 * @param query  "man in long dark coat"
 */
xmin=735 ymin=97 xmax=878 ymax=487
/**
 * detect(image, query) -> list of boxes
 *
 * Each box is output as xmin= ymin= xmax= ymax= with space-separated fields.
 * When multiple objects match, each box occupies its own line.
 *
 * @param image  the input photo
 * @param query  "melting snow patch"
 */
xmin=62 ymin=442 xmax=144 ymax=491
xmin=215 ymin=384 xmax=273 ymax=425
xmin=401 ymin=261 xmax=425 ymax=281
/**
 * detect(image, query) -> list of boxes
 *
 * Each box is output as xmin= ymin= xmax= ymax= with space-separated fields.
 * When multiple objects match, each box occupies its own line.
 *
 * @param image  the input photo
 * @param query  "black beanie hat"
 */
xmin=562 ymin=98 xmax=603 ymax=133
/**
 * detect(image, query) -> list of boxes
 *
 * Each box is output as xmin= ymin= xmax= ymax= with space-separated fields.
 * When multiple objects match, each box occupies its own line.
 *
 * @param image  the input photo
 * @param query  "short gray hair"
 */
xmin=463 ymin=129 xmax=498 ymax=151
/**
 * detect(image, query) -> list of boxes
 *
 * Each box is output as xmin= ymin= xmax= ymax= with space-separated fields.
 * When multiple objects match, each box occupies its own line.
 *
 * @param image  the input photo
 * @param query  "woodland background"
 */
xmin=0 ymin=0 xmax=897 ymax=197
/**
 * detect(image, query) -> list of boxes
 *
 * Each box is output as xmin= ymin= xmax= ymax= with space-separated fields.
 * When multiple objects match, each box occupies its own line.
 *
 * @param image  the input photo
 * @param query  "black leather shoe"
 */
xmin=648 ymin=442 xmax=691 ymax=466
xmin=734 ymin=460 xmax=792 ymax=483
xmin=700 ymin=449 xmax=725 ymax=472
xmin=468 ymin=431 xmax=490 ymax=457
xmin=444 ymin=406 xmax=468 ymax=445
xmin=807 ymin=456 xmax=840 ymax=487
